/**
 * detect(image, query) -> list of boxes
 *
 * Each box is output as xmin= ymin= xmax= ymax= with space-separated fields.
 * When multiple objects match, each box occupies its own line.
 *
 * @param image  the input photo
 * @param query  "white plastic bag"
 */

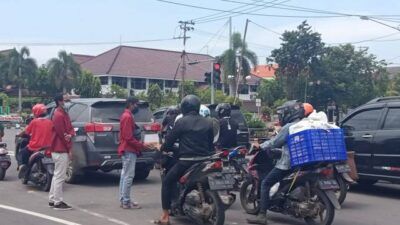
xmin=289 ymin=111 xmax=339 ymax=134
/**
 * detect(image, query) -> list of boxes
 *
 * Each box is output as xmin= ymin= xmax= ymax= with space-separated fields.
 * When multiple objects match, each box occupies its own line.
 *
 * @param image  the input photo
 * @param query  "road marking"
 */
xmin=0 ymin=204 xmax=81 ymax=225
xmin=28 ymin=191 xmax=131 ymax=225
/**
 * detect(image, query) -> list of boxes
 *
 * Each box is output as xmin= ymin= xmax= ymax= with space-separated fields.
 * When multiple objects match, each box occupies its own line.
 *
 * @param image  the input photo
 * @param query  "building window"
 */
xmin=99 ymin=76 xmax=108 ymax=85
xmin=131 ymin=78 xmax=146 ymax=90
xmin=239 ymin=84 xmax=249 ymax=94
xmin=112 ymin=77 xmax=127 ymax=88
xmin=165 ymin=80 xmax=178 ymax=88
xmin=149 ymin=79 xmax=164 ymax=90
xmin=250 ymin=85 xmax=258 ymax=93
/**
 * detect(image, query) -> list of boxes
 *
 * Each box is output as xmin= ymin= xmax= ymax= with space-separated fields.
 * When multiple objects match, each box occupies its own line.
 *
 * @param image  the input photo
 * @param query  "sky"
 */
xmin=1 ymin=0 xmax=400 ymax=66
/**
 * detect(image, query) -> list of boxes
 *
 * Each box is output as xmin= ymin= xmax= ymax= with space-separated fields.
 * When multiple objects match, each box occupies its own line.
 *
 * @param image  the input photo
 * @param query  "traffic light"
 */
xmin=213 ymin=62 xmax=221 ymax=83
xmin=204 ymin=72 xmax=211 ymax=84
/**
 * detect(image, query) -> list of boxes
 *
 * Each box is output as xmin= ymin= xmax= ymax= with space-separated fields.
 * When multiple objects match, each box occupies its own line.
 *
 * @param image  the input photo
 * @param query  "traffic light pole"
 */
xmin=210 ymin=61 xmax=215 ymax=104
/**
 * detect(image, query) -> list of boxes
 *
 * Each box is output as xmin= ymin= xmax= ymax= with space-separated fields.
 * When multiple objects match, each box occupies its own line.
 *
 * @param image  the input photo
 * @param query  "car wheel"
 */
xmin=65 ymin=161 xmax=84 ymax=184
xmin=135 ymin=169 xmax=151 ymax=180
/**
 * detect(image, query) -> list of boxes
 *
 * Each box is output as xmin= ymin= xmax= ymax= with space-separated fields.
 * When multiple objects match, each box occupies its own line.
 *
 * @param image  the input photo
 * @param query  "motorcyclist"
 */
xmin=161 ymin=106 xmax=180 ymax=139
xmin=17 ymin=104 xmax=53 ymax=178
xmin=247 ymin=100 xmax=312 ymax=225
xmin=155 ymin=95 xmax=214 ymax=225
xmin=215 ymin=103 xmax=238 ymax=149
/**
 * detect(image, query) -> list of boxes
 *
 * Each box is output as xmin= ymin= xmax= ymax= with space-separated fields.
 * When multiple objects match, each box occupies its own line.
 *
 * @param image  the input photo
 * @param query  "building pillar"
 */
xmin=127 ymin=77 xmax=132 ymax=96
xmin=145 ymin=79 xmax=149 ymax=94
xmin=108 ymin=76 xmax=112 ymax=86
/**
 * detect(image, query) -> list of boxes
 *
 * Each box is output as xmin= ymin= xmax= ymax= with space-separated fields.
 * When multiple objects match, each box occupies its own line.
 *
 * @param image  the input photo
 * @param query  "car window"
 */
xmin=91 ymin=102 xmax=152 ymax=123
xmin=68 ymin=104 xmax=89 ymax=122
xmin=383 ymin=108 xmax=400 ymax=129
xmin=153 ymin=111 xmax=165 ymax=120
xmin=342 ymin=109 xmax=382 ymax=131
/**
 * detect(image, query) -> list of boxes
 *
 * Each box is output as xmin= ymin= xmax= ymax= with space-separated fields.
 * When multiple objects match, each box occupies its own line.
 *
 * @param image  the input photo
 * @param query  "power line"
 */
xmin=198 ymin=19 xmax=229 ymax=53
xmin=0 ymin=38 xmax=178 ymax=46
xmin=156 ymin=0 xmax=346 ymax=19
xmin=328 ymin=32 xmax=400 ymax=45
xmin=195 ymin=0 xmax=288 ymax=24
xmin=249 ymin=20 xmax=281 ymax=35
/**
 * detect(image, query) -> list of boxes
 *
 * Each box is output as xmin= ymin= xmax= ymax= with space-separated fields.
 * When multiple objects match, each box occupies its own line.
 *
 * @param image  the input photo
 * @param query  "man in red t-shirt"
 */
xmin=18 ymin=104 xmax=53 ymax=178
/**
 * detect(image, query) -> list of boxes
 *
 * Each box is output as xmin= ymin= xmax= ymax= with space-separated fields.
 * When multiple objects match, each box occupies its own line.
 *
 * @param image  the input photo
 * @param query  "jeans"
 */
xmin=19 ymin=147 xmax=33 ymax=166
xmin=161 ymin=160 xmax=197 ymax=210
xmin=49 ymin=152 xmax=69 ymax=204
xmin=119 ymin=152 xmax=137 ymax=205
xmin=259 ymin=168 xmax=290 ymax=213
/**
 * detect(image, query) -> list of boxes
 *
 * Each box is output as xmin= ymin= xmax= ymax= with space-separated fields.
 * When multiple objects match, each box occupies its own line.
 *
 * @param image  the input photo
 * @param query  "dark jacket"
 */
xmin=118 ymin=109 xmax=144 ymax=156
xmin=161 ymin=112 xmax=214 ymax=159
xmin=51 ymin=107 xmax=75 ymax=153
xmin=217 ymin=117 xmax=238 ymax=149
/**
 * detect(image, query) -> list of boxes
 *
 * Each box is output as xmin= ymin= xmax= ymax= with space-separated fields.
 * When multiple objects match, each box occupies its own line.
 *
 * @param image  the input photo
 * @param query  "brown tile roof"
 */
xmin=72 ymin=54 xmax=95 ymax=64
xmin=79 ymin=45 xmax=214 ymax=81
xmin=251 ymin=64 xmax=277 ymax=79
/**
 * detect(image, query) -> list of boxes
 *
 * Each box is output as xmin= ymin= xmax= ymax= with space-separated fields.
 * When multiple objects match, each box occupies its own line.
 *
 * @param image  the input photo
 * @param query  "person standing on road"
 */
xmin=118 ymin=96 xmax=153 ymax=209
xmin=49 ymin=93 xmax=75 ymax=210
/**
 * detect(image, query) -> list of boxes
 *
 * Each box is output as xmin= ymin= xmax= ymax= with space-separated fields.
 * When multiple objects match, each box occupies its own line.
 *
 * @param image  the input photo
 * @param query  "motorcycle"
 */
xmin=0 ymin=143 xmax=11 ymax=180
xmin=21 ymin=148 xmax=54 ymax=192
xmin=240 ymin=145 xmax=340 ymax=225
xmin=333 ymin=162 xmax=355 ymax=205
xmin=161 ymin=151 xmax=235 ymax=225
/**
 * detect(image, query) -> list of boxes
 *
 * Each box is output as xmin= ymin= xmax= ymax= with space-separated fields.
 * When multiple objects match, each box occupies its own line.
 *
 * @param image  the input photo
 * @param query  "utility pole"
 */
xmin=229 ymin=17 xmax=232 ymax=49
xmin=178 ymin=20 xmax=195 ymax=99
xmin=234 ymin=19 xmax=249 ymax=105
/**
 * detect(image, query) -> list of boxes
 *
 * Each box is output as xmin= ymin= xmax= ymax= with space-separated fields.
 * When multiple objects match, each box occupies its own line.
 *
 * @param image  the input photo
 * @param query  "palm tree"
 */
xmin=220 ymin=32 xmax=258 ymax=97
xmin=47 ymin=50 xmax=81 ymax=93
xmin=6 ymin=47 xmax=37 ymax=112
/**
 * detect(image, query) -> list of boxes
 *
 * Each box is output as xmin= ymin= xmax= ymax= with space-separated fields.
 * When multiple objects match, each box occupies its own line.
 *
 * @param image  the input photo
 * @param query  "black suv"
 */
xmin=16 ymin=98 xmax=160 ymax=183
xmin=340 ymin=96 xmax=400 ymax=185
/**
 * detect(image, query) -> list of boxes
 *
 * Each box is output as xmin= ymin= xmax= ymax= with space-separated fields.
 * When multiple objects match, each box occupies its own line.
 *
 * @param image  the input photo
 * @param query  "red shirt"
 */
xmin=25 ymin=118 xmax=54 ymax=151
xmin=118 ymin=109 xmax=144 ymax=156
xmin=51 ymin=107 xmax=75 ymax=153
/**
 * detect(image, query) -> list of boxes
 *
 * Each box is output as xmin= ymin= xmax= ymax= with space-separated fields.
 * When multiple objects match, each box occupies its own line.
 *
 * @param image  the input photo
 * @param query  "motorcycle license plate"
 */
xmin=222 ymin=166 xmax=236 ymax=174
xmin=318 ymin=179 xmax=339 ymax=190
xmin=335 ymin=164 xmax=351 ymax=173
xmin=208 ymin=173 xmax=235 ymax=190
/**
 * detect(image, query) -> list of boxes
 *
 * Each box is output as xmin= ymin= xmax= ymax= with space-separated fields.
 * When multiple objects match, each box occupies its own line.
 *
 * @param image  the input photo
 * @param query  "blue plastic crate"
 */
xmin=287 ymin=129 xmax=347 ymax=168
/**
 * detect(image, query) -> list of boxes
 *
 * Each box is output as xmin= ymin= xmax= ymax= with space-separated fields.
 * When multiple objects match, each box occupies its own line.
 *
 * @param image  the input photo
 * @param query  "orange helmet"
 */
xmin=32 ymin=104 xmax=47 ymax=118
xmin=303 ymin=103 xmax=314 ymax=117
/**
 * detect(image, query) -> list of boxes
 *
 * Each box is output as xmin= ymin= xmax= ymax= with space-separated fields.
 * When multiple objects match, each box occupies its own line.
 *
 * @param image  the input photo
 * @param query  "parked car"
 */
xmin=16 ymin=98 xmax=160 ymax=183
xmin=340 ymin=96 xmax=400 ymax=185
xmin=153 ymin=106 xmax=170 ymax=125
xmin=208 ymin=104 xmax=250 ymax=147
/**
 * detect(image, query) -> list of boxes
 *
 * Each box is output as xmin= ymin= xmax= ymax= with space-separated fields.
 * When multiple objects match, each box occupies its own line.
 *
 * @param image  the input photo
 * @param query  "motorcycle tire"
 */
xmin=204 ymin=190 xmax=225 ymax=225
xmin=336 ymin=176 xmax=347 ymax=205
xmin=0 ymin=168 xmax=5 ymax=180
xmin=304 ymin=189 xmax=335 ymax=225
xmin=239 ymin=180 xmax=260 ymax=215
xmin=41 ymin=172 xmax=52 ymax=192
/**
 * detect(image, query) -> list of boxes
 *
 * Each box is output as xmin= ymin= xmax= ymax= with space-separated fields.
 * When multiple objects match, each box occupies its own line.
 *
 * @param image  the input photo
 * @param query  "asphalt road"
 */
xmin=1 ymin=128 xmax=399 ymax=225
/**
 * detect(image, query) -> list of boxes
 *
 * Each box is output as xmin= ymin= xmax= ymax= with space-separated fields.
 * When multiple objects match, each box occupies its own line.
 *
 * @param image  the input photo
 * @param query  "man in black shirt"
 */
xmin=216 ymin=103 xmax=238 ymax=149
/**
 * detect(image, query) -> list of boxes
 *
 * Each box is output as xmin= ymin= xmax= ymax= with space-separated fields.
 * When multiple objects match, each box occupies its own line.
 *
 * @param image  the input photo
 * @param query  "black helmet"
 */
xmin=180 ymin=95 xmax=201 ymax=115
xmin=216 ymin=103 xmax=231 ymax=118
xmin=276 ymin=100 xmax=305 ymax=126
xmin=166 ymin=106 xmax=180 ymax=116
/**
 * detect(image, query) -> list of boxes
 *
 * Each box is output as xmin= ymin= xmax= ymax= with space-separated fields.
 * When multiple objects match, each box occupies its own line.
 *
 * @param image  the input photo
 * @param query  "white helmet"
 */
xmin=199 ymin=105 xmax=211 ymax=118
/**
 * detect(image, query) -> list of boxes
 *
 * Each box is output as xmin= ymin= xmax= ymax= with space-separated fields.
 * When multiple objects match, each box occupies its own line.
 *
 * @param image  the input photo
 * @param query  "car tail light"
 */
xmin=211 ymin=160 xmax=223 ymax=169
xmin=143 ymin=123 xmax=161 ymax=132
xmin=84 ymin=123 xmax=114 ymax=143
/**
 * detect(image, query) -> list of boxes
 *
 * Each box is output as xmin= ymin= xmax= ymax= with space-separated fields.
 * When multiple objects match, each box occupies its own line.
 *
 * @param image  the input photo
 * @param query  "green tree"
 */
xmin=309 ymin=44 xmax=389 ymax=109
xmin=220 ymin=32 xmax=258 ymax=96
xmin=199 ymin=88 xmax=237 ymax=105
xmin=47 ymin=50 xmax=81 ymax=93
xmin=75 ymin=71 xmax=101 ymax=98
xmin=147 ymin=83 xmax=163 ymax=110
xmin=257 ymin=79 xmax=285 ymax=107
xmin=178 ymin=81 xmax=198 ymax=99
xmin=268 ymin=21 xmax=324 ymax=100
xmin=27 ymin=65 xmax=57 ymax=96
xmin=109 ymin=84 xmax=127 ymax=98
xmin=4 ymin=47 xmax=38 ymax=112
